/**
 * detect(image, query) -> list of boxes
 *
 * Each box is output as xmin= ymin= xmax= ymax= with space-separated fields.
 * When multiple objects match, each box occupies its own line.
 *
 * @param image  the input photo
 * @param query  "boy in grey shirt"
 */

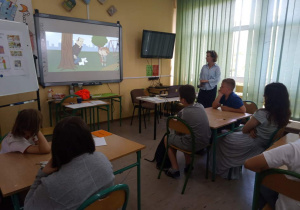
xmin=164 ymin=85 xmax=211 ymax=178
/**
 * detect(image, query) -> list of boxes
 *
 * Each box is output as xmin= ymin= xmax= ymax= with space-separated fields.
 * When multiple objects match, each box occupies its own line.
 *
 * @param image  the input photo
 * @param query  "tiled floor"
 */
xmin=0 ymin=115 xmax=256 ymax=210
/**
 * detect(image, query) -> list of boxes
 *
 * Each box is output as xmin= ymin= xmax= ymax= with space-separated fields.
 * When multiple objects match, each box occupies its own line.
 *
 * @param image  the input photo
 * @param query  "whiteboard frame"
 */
xmin=34 ymin=12 xmax=123 ymax=88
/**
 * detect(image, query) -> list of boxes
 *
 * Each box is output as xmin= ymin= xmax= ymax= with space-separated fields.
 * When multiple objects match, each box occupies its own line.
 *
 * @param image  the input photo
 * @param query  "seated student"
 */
xmin=212 ymin=78 xmax=246 ymax=113
xmin=164 ymin=85 xmax=211 ymax=178
xmin=0 ymin=109 xmax=50 ymax=154
xmin=214 ymin=83 xmax=291 ymax=179
xmin=245 ymin=137 xmax=300 ymax=210
xmin=24 ymin=116 xmax=114 ymax=210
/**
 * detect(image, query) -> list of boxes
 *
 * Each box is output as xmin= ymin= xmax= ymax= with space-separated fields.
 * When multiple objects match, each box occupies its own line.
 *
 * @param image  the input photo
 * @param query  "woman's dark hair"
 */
xmin=12 ymin=109 xmax=42 ymax=137
xmin=179 ymin=85 xmax=196 ymax=104
xmin=264 ymin=82 xmax=291 ymax=128
xmin=207 ymin=50 xmax=218 ymax=62
xmin=51 ymin=116 xmax=95 ymax=168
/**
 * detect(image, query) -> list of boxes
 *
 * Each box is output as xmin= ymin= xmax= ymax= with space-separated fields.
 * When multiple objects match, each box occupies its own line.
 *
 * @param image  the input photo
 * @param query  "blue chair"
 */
xmin=77 ymin=184 xmax=129 ymax=210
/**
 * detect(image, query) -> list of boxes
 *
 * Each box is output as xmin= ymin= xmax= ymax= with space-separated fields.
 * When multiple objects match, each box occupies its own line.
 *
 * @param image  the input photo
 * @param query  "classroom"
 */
xmin=0 ymin=0 xmax=300 ymax=209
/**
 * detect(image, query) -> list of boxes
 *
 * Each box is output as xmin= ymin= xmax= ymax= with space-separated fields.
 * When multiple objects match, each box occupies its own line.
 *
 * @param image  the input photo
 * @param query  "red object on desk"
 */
xmin=75 ymin=89 xmax=90 ymax=100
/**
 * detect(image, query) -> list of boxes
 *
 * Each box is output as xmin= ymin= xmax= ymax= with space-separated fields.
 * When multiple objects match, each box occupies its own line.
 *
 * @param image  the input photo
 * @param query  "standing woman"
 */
xmin=197 ymin=50 xmax=221 ymax=108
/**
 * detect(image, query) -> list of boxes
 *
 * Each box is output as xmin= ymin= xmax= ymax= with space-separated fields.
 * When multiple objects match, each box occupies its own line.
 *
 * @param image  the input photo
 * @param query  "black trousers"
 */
xmin=197 ymin=86 xmax=217 ymax=108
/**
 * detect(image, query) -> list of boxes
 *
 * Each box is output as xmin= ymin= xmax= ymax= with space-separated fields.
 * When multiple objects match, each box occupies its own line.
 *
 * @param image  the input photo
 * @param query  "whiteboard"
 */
xmin=0 ymin=19 xmax=38 ymax=96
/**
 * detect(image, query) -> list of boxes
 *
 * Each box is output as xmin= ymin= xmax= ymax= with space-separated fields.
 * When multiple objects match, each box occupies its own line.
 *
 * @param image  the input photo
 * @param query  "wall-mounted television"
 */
xmin=141 ymin=30 xmax=176 ymax=59
xmin=34 ymin=12 xmax=122 ymax=87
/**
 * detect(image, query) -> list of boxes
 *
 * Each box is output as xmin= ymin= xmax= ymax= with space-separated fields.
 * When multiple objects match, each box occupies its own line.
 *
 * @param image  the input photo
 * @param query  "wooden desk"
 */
xmin=285 ymin=121 xmax=300 ymax=134
xmin=267 ymin=133 xmax=299 ymax=151
xmin=205 ymin=107 xmax=252 ymax=181
xmin=90 ymin=95 xmax=122 ymax=126
xmin=63 ymin=100 xmax=110 ymax=131
xmin=0 ymin=133 xmax=145 ymax=210
xmin=48 ymin=95 xmax=122 ymax=127
xmin=137 ymin=96 xmax=180 ymax=140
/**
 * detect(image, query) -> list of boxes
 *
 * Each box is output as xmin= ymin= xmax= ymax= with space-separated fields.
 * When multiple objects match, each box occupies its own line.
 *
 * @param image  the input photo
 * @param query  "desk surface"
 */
xmin=63 ymin=100 xmax=109 ymax=109
xmin=285 ymin=121 xmax=300 ymax=134
xmin=0 ymin=134 xmax=145 ymax=197
xmin=136 ymin=96 xmax=179 ymax=104
xmin=267 ymin=133 xmax=299 ymax=151
xmin=205 ymin=107 xmax=252 ymax=129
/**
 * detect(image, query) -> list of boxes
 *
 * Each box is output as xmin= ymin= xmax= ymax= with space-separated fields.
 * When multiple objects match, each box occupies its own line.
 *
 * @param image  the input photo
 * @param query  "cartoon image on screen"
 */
xmin=45 ymin=32 xmax=119 ymax=72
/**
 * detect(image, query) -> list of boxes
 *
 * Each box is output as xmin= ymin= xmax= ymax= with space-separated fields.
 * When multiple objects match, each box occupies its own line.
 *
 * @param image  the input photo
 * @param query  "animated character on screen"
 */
xmin=72 ymin=37 xmax=84 ymax=65
xmin=98 ymin=47 xmax=109 ymax=66
xmin=0 ymin=0 xmax=18 ymax=21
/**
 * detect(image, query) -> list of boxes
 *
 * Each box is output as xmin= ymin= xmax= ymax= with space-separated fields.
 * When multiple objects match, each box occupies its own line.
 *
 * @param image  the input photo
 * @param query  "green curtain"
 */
xmin=174 ymin=0 xmax=236 ymax=87
xmin=243 ymin=0 xmax=300 ymax=120
xmin=175 ymin=0 xmax=300 ymax=119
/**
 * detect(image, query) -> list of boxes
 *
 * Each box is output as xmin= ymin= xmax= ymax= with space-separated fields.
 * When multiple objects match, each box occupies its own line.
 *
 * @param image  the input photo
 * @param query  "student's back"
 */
xmin=24 ymin=116 xmax=114 ymax=210
xmin=179 ymin=103 xmax=211 ymax=149
xmin=24 ymin=152 xmax=114 ymax=210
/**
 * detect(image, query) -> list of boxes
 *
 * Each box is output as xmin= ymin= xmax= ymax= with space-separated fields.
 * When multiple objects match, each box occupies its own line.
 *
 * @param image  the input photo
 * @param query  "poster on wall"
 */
xmin=0 ymin=0 xmax=35 ymax=54
xmin=0 ymin=30 xmax=28 ymax=76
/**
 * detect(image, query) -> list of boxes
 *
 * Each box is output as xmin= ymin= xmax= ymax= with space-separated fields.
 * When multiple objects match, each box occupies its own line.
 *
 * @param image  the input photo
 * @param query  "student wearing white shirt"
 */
xmin=245 ymin=138 xmax=300 ymax=210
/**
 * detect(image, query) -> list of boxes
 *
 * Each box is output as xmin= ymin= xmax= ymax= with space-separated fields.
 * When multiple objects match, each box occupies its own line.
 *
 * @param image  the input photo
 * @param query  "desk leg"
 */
xmin=48 ymin=102 xmax=52 ymax=126
xmin=111 ymin=98 xmax=114 ymax=121
xmin=11 ymin=194 xmax=20 ymax=210
xmin=212 ymin=129 xmax=217 ymax=182
xmin=107 ymin=105 xmax=110 ymax=132
xmin=97 ymin=106 xmax=100 ymax=130
xmin=119 ymin=97 xmax=122 ymax=126
xmin=154 ymin=104 xmax=157 ymax=140
xmin=137 ymin=150 xmax=141 ymax=210
xmin=138 ymin=100 xmax=141 ymax=133
xmin=92 ymin=107 xmax=95 ymax=131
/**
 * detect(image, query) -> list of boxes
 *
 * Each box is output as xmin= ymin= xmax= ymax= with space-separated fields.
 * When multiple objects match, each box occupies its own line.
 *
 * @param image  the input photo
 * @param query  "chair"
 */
xmin=0 ymin=133 xmax=8 ymax=150
xmin=252 ymin=168 xmax=300 ymax=210
xmin=163 ymin=85 xmax=182 ymax=115
xmin=243 ymin=101 xmax=258 ymax=114
xmin=77 ymin=184 xmax=129 ymax=210
xmin=55 ymin=94 xmax=81 ymax=122
xmin=158 ymin=116 xmax=195 ymax=194
xmin=228 ymin=127 xmax=286 ymax=180
xmin=130 ymin=89 xmax=157 ymax=128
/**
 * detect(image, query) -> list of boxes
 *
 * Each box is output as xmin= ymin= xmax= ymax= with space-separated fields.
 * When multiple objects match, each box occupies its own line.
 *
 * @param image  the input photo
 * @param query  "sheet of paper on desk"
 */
xmin=90 ymin=100 xmax=107 ymax=105
xmin=65 ymin=103 xmax=93 ymax=108
xmin=94 ymin=137 xmax=107 ymax=146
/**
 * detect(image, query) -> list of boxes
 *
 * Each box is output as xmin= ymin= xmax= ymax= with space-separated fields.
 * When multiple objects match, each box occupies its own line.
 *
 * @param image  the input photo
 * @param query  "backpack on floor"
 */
xmin=145 ymin=133 xmax=171 ymax=169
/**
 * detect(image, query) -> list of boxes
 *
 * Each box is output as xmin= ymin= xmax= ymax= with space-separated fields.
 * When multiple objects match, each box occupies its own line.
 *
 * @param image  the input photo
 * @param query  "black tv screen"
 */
xmin=141 ymin=30 xmax=176 ymax=59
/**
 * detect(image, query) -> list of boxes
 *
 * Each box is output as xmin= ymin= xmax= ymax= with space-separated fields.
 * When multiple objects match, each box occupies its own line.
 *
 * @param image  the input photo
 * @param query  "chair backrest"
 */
xmin=59 ymin=94 xmax=80 ymax=105
xmin=265 ymin=127 xmax=286 ymax=149
xmin=0 ymin=133 xmax=8 ymax=150
xmin=252 ymin=168 xmax=300 ymax=210
xmin=243 ymin=101 xmax=258 ymax=114
xmin=77 ymin=184 xmax=129 ymax=210
xmin=130 ymin=89 xmax=146 ymax=104
xmin=167 ymin=116 xmax=195 ymax=151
